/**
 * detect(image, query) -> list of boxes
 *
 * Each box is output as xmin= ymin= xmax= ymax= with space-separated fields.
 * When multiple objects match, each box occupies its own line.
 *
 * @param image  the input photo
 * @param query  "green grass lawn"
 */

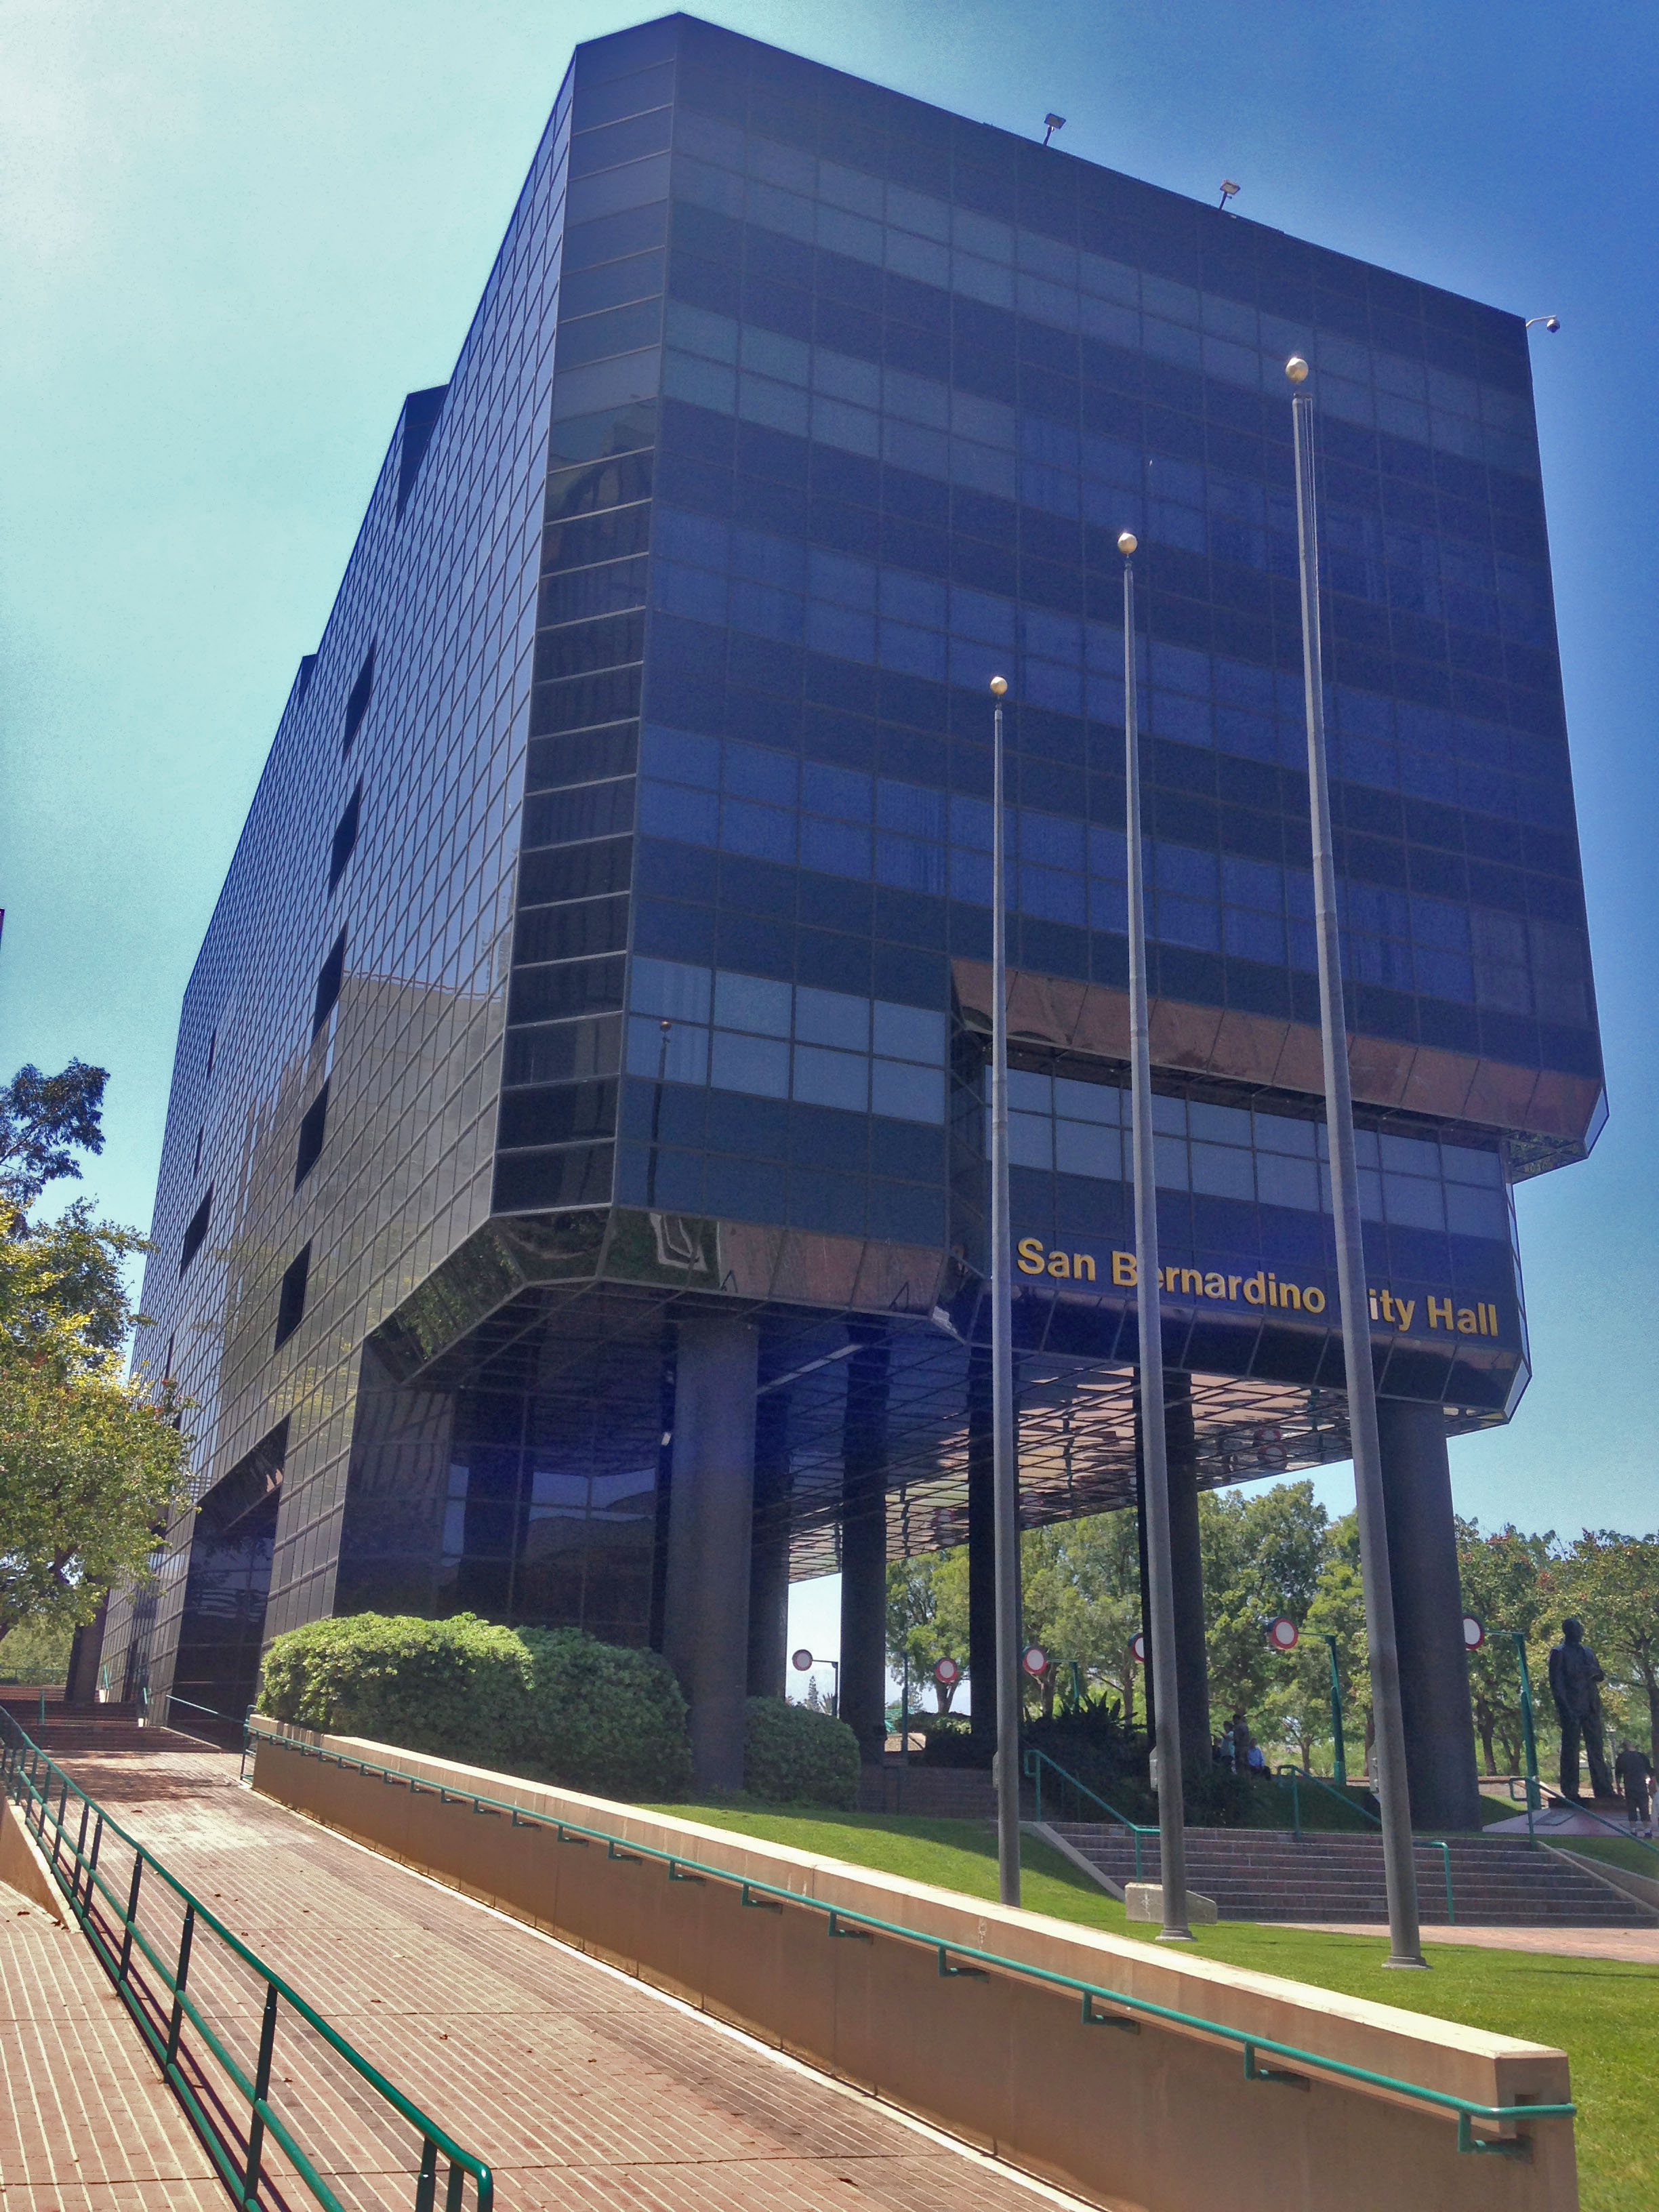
xmin=1557 ymin=1832 xmax=1659 ymax=1881
xmin=647 ymin=1799 xmax=1657 ymax=2210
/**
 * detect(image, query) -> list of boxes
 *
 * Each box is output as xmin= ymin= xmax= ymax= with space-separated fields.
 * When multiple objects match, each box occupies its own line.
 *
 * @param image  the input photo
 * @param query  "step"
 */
xmin=1044 ymin=1821 xmax=1654 ymax=1927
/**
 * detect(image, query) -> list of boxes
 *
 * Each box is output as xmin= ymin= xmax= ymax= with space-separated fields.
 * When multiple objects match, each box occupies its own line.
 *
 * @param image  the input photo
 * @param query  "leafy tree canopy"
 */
xmin=1558 ymin=1530 xmax=1659 ymax=1764
xmin=1 ymin=1059 xmax=107 ymax=1216
xmin=0 ymin=1059 xmax=190 ymax=1645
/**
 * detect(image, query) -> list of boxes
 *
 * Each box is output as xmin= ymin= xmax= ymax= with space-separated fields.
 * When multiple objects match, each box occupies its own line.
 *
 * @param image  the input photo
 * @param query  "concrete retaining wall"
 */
xmin=249 ymin=1721 xmax=1576 ymax=2212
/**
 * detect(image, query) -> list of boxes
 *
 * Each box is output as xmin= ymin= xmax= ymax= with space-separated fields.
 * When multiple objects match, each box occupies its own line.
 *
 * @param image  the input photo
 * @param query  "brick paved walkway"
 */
xmin=39 ymin=1748 xmax=1089 ymax=2212
xmin=0 ymin=1883 xmax=221 ymax=2208
xmin=1268 ymin=1919 xmax=1659 ymax=1963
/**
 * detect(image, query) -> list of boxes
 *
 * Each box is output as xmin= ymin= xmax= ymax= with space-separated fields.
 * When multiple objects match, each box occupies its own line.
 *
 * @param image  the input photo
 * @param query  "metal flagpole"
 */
xmin=1285 ymin=358 xmax=1424 ymax=1969
xmin=988 ymin=673 xmax=1022 ymax=1908
xmin=1118 ymin=537 xmax=1192 ymax=1942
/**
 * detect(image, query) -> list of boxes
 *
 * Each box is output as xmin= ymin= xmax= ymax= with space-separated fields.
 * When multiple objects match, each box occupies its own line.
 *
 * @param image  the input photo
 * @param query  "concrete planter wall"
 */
xmin=249 ymin=1719 xmax=1576 ymax=2212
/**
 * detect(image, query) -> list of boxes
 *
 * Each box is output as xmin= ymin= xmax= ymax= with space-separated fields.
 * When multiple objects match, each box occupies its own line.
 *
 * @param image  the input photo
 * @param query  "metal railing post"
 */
xmin=83 ymin=1813 xmax=104 ymax=1917
xmin=416 ymin=2139 xmax=439 ymax=2212
xmin=72 ymin=1797 xmax=90 ymax=1896
xmin=118 ymin=1856 xmax=144 ymax=1984
xmin=243 ymin=1983 xmax=281 ymax=2200
xmin=164 ymin=1903 xmax=197 ymax=2069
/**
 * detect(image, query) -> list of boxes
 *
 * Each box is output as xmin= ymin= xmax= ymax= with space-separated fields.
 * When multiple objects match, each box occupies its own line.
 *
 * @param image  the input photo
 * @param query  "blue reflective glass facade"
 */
xmin=105 ymin=16 xmax=1598 ymax=1715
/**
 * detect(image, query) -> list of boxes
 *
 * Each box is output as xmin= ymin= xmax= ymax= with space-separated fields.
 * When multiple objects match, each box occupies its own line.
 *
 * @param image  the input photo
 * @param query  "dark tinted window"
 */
xmin=342 ymin=647 xmax=375 ymax=755
xmin=312 ymin=930 xmax=346 ymax=1038
xmin=295 ymin=1082 xmax=329 ymax=1189
xmin=274 ymin=1242 xmax=311 ymax=1349
xmin=329 ymin=783 xmax=361 ymax=893
xmin=180 ymin=1187 xmax=213 ymax=1276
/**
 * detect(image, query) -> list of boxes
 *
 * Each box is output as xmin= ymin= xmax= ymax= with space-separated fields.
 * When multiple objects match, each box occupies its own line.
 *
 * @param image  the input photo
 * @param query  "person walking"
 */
xmin=1613 ymin=1742 xmax=1653 ymax=1837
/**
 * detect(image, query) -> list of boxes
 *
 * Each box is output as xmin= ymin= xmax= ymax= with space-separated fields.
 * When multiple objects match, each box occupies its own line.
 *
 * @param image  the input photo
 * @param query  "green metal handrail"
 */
xmin=0 ymin=1708 xmax=493 ymax=2211
xmin=1530 ymin=1786 xmax=1659 ymax=1871
xmin=1279 ymin=1767 xmax=1381 ymax=1835
xmin=252 ymin=1721 xmax=1568 ymax=2158
xmin=1022 ymin=1747 xmax=1158 ymax=1880
xmin=1277 ymin=1771 xmax=1456 ymax=1923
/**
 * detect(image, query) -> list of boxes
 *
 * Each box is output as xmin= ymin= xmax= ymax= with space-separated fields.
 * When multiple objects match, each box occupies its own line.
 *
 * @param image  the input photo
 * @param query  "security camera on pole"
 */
xmin=1284 ymin=355 xmax=1424 ymax=1970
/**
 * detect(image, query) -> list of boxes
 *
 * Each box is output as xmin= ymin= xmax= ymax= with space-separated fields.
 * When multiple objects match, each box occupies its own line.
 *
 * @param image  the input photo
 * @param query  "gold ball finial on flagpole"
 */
xmin=1118 ymin=531 xmax=1138 ymax=556
xmin=1286 ymin=355 xmax=1310 ymax=384
xmin=989 ymin=675 xmax=1008 ymax=697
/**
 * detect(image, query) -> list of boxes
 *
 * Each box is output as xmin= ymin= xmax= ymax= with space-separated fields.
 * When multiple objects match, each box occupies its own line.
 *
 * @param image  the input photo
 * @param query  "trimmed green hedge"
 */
xmin=744 ymin=1696 xmax=861 ymax=1807
xmin=257 ymin=1612 xmax=691 ymax=1800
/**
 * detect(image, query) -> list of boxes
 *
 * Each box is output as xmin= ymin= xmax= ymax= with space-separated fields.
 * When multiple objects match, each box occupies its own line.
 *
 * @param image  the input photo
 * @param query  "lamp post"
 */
xmin=1322 ymin=1633 xmax=1348 ymax=1789
xmin=1513 ymin=1631 xmax=1542 ymax=1826
xmin=1118 ymin=538 xmax=1192 ymax=1942
xmin=988 ymin=674 xmax=1023 ymax=1908
xmin=1285 ymin=357 xmax=1424 ymax=1969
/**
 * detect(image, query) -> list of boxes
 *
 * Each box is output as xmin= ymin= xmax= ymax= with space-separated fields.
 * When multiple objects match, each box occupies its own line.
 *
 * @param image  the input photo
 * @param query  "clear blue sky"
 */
xmin=3 ymin=2 xmax=1654 ymax=1617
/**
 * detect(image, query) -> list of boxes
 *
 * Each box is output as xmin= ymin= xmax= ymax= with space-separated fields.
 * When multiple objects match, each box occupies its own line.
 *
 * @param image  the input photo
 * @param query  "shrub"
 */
xmin=255 ymin=1612 xmax=691 ymax=1800
xmin=518 ymin=1627 xmax=691 ymax=1800
xmin=1181 ymin=1763 xmax=1257 ymax=1828
xmin=256 ymin=1612 xmax=533 ymax=1770
xmin=745 ymin=1697 xmax=860 ymax=1807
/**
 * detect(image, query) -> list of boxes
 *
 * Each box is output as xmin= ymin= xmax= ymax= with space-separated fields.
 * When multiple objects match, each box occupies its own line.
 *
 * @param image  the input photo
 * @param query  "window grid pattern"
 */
xmin=108 ymin=18 xmax=1584 ymax=1690
xmin=109 ymin=50 xmax=581 ymax=1700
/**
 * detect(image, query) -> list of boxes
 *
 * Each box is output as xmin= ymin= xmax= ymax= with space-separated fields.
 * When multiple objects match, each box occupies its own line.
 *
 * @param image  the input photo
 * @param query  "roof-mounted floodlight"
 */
xmin=1042 ymin=113 xmax=1066 ymax=146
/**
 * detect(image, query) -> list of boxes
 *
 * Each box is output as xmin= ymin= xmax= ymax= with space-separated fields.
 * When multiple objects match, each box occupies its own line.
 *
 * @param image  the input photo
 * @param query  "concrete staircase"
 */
xmin=1047 ymin=1820 xmax=1657 ymax=1927
xmin=0 ymin=1695 xmax=209 ymax=1757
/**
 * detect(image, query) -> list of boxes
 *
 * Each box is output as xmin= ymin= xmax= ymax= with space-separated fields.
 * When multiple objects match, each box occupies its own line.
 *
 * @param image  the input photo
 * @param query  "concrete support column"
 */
xmin=967 ymin=1348 xmax=998 ymax=1762
xmin=661 ymin=1317 xmax=758 ymax=1795
xmin=1136 ymin=1376 xmax=1210 ymax=1782
xmin=839 ymin=1326 xmax=890 ymax=1764
xmin=747 ymin=1388 xmax=792 ymax=1701
xmin=1376 ymin=1396 xmax=1483 ymax=1832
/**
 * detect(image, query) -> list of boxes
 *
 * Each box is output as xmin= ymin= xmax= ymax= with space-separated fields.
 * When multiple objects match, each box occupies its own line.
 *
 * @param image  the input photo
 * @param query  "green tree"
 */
xmin=1559 ymin=1532 xmax=1659 ymax=1768
xmin=0 ymin=1212 xmax=192 ymax=1639
xmin=0 ymin=1059 xmax=191 ymax=1651
xmin=1 ymin=1059 xmax=108 ymax=1214
xmin=885 ymin=1548 xmax=970 ymax=1711
xmin=1454 ymin=1519 xmax=1559 ymax=1774
xmin=1200 ymin=1479 xmax=1330 ymax=1752
xmin=1017 ymin=1513 xmax=1143 ymax=1723
xmin=1285 ymin=1514 xmax=1371 ymax=1776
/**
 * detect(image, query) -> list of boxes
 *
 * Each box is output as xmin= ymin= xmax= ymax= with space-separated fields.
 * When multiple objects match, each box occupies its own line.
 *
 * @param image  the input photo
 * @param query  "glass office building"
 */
xmin=102 ymin=16 xmax=1599 ymax=1816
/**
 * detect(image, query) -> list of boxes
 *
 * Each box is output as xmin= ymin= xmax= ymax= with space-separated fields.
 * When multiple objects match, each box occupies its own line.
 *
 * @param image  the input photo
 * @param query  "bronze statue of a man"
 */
xmin=1548 ymin=1617 xmax=1613 ymax=1803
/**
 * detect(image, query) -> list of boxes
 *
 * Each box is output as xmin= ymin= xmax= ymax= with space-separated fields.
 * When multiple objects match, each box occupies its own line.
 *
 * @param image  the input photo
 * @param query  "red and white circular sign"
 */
xmin=1129 ymin=1631 xmax=1147 ymax=1664
xmin=933 ymin=1656 xmax=961 ymax=1687
xmin=1266 ymin=1616 xmax=1300 ymax=1652
xmin=1021 ymin=1644 xmax=1048 ymax=1677
xmin=1462 ymin=1615 xmax=1485 ymax=1651
xmin=791 ymin=1647 xmax=815 ymax=1672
